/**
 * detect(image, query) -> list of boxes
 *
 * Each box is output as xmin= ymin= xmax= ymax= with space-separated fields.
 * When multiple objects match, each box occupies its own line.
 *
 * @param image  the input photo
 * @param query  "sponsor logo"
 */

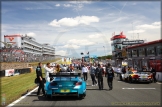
xmin=8 ymin=37 xmax=14 ymax=41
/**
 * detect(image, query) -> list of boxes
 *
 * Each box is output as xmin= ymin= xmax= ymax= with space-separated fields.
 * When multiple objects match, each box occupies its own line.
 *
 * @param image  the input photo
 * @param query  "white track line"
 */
xmin=7 ymin=87 xmax=38 ymax=107
xmin=157 ymin=82 xmax=162 ymax=84
xmin=122 ymin=88 xmax=156 ymax=90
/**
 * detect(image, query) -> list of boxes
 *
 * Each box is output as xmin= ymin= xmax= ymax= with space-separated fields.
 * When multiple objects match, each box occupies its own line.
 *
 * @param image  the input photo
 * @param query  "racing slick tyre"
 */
xmin=78 ymin=93 xmax=86 ymax=99
xmin=45 ymin=94 xmax=52 ymax=99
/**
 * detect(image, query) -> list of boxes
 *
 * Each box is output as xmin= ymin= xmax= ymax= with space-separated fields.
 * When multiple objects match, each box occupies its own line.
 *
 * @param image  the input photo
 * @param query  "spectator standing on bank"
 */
xmin=106 ymin=63 xmax=114 ymax=90
xmin=36 ymin=62 xmax=45 ymax=96
xmin=90 ymin=63 xmax=97 ymax=86
xmin=96 ymin=64 xmax=104 ymax=90
xmin=82 ymin=64 xmax=89 ymax=81
xmin=151 ymin=67 xmax=157 ymax=83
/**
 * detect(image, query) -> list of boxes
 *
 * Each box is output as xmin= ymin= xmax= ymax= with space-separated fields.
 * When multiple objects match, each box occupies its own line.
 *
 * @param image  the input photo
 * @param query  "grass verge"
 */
xmin=0 ymin=58 xmax=62 ymax=106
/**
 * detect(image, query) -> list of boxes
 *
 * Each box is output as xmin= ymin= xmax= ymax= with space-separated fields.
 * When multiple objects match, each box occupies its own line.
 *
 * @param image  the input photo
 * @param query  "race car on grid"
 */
xmin=121 ymin=71 xmax=153 ymax=83
xmin=44 ymin=72 xmax=86 ymax=99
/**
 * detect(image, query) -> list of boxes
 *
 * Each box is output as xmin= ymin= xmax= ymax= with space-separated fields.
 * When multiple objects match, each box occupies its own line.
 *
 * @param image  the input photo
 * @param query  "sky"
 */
xmin=1 ymin=1 xmax=161 ymax=58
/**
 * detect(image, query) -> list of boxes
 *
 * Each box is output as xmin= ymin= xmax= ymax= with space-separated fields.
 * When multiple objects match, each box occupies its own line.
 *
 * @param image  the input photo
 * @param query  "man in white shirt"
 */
xmin=82 ymin=64 xmax=89 ymax=81
xmin=44 ymin=63 xmax=54 ymax=82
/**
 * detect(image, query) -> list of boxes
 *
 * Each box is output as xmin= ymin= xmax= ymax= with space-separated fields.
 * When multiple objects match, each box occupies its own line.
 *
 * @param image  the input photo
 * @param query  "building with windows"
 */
xmin=127 ymin=39 xmax=162 ymax=81
xmin=4 ymin=34 xmax=55 ymax=56
xmin=127 ymin=39 xmax=162 ymax=71
xmin=111 ymin=32 xmax=128 ymax=60
xmin=21 ymin=35 xmax=43 ymax=55
xmin=111 ymin=32 xmax=146 ymax=66
xmin=2 ymin=34 xmax=55 ymax=62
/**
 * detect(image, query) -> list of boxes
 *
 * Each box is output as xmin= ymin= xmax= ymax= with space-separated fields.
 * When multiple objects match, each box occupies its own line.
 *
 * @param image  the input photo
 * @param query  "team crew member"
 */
xmin=82 ymin=64 xmax=89 ymax=81
xmin=44 ymin=62 xmax=54 ymax=82
xmin=151 ymin=67 xmax=157 ymax=83
xmin=96 ymin=64 xmax=104 ymax=90
xmin=106 ymin=63 xmax=114 ymax=90
xmin=90 ymin=63 xmax=97 ymax=86
xmin=36 ymin=62 xmax=45 ymax=96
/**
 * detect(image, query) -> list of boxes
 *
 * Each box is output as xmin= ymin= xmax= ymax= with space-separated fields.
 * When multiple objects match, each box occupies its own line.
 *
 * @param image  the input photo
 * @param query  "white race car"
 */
xmin=121 ymin=71 xmax=153 ymax=83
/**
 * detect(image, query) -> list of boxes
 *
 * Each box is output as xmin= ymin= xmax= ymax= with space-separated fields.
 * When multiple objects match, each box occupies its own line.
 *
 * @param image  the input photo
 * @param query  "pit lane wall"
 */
xmin=112 ymin=67 xmax=162 ymax=82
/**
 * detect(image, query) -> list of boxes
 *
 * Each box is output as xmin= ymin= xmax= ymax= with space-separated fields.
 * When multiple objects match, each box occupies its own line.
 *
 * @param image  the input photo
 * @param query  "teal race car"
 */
xmin=45 ymin=72 xmax=86 ymax=99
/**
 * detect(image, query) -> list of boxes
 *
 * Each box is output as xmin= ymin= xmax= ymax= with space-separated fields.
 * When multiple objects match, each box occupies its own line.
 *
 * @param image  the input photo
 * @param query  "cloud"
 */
xmin=63 ymin=44 xmax=80 ymax=49
xmin=73 ymin=3 xmax=84 ymax=11
xmin=55 ymin=4 xmax=60 ymax=7
xmin=69 ymin=1 xmax=92 ymax=4
xmin=67 ymin=39 xmax=95 ymax=46
xmin=136 ymin=21 xmax=161 ymax=29
xmin=127 ymin=29 xmax=145 ymax=33
xmin=26 ymin=32 xmax=36 ymax=36
xmin=88 ymin=33 xmax=104 ymax=38
xmin=152 ymin=21 xmax=160 ymax=25
xmin=63 ymin=4 xmax=72 ymax=7
xmin=111 ymin=17 xmax=129 ymax=23
xmin=49 ymin=16 xmax=99 ymax=27
xmin=55 ymin=50 xmax=66 ymax=55
xmin=127 ymin=21 xmax=161 ymax=33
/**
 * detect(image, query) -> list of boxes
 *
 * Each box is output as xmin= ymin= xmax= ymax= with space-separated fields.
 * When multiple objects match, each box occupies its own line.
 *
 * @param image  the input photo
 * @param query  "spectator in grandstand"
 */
xmin=36 ymin=62 xmax=45 ymax=96
xmin=44 ymin=62 xmax=54 ymax=82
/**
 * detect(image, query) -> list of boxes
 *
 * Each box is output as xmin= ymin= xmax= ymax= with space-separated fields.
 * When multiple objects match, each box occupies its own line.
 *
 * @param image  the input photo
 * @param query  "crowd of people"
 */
xmin=81 ymin=63 xmax=115 ymax=90
xmin=35 ymin=61 xmax=158 ymax=96
xmin=0 ymin=48 xmax=55 ymax=62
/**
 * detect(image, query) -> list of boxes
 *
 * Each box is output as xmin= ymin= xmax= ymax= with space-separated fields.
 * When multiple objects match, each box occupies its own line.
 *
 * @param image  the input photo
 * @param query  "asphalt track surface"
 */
xmin=8 ymin=69 xmax=162 ymax=107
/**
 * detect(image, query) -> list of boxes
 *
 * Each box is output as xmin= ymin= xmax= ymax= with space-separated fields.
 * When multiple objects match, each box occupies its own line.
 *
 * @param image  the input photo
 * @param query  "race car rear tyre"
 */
xmin=79 ymin=93 xmax=86 ymax=99
xmin=46 ymin=94 xmax=52 ymax=99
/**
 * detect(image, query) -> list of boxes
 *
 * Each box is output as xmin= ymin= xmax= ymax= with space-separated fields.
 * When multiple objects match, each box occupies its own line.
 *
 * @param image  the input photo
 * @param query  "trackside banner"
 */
xmin=5 ymin=69 xmax=15 ymax=76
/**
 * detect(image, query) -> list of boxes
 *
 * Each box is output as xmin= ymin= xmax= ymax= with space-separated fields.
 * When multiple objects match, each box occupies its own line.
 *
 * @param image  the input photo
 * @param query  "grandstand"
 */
xmin=0 ymin=34 xmax=55 ymax=62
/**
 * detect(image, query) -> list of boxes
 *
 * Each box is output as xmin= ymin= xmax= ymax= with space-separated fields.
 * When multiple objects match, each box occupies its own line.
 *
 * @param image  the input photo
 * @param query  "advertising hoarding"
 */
xmin=5 ymin=69 xmax=14 ymax=76
xmin=122 ymin=40 xmax=144 ymax=45
xmin=4 ymin=35 xmax=22 ymax=48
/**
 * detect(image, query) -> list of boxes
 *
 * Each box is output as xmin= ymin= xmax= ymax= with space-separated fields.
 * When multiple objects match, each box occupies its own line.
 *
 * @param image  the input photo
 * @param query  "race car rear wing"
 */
xmin=49 ymin=72 xmax=81 ymax=78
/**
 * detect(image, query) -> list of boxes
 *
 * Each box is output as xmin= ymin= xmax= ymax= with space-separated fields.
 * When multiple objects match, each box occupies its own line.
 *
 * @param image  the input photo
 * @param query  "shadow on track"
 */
xmin=32 ymin=96 xmax=83 ymax=101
